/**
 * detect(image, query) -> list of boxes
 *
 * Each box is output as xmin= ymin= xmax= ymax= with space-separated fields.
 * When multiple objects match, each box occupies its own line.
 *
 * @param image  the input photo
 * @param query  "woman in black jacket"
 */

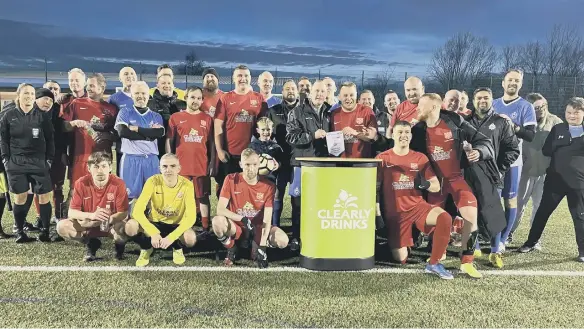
xmin=519 ymin=97 xmax=584 ymax=262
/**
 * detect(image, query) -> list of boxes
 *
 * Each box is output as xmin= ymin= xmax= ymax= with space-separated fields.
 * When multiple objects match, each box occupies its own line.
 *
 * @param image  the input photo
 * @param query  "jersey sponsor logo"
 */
xmin=250 ymin=100 xmax=258 ymax=107
xmin=107 ymin=193 xmax=114 ymax=201
xmin=392 ymin=174 xmax=414 ymax=190
xmin=489 ymin=123 xmax=496 ymax=130
xmin=343 ymin=133 xmax=358 ymax=143
xmin=183 ymin=128 xmax=204 ymax=143
xmin=156 ymin=205 xmax=178 ymax=217
xmin=356 ymin=117 xmax=364 ymax=125
xmin=236 ymin=201 xmax=260 ymax=218
xmin=431 ymin=146 xmax=451 ymax=161
xmin=317 ymin=189 xmax=370 ymax=230
xmin=235 ymin=109 xmax=254 ymax=123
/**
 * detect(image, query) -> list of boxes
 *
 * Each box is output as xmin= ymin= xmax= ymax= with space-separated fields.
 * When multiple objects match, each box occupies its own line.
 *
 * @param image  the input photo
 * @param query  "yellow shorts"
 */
xmin=0 ymin=173 xmax=7 ymax=194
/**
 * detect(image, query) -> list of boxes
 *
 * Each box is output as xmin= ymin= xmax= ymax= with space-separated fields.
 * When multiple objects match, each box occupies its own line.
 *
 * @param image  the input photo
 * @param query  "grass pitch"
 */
xmin=0 ymin=166 xmax=583 ymax=327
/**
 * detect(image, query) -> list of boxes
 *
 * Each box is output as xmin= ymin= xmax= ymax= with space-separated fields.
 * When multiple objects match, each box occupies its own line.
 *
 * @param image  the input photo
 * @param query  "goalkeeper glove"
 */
xmin=255 ymin=246 xmax=268 ymax=269
xmin=414 ymin=173 xmax=430 ymax=191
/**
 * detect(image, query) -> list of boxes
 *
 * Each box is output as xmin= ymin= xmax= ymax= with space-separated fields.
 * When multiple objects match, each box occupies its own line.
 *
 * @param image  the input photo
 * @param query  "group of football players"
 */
xmin=1 ymin=63 xmax=582 ymax=279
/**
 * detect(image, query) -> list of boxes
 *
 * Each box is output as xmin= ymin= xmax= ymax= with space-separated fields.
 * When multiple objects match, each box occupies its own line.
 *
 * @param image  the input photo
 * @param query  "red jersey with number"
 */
xmin=219 ymin=173 xmax=275 ymax=225
xmin=376 ymin=149 xmax=435 ymax=215
xmin=61 ymin=98 xmax=118 ymax=163
xmin=168 ymin=111 xmax=214 ymax=177
xmin=215 ymin=91 xmax=267 ymax=156
xmin=390 ymin=100 xmax=419 ymax=127
xmin=426 ymin=120 xmax=462 ymax=180
xmin=201 ymin=89 xmax=224 ymax=118
xmin=70 ymin=174 xmax=128 ymax=213
xmin=331 ymin=104 xmax=377 ymax=158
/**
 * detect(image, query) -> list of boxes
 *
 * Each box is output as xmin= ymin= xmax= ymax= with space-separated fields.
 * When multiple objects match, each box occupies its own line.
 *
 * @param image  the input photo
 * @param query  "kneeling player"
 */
xmin=376 ymin=121 xmax=453 ymax=279
xmin=56 ymin=152 xmax=128 ymax=261
xmin=125 ymin=153 xmax=197 ymax=266
xmin=212 ymin=148 xmax=288 ymax=268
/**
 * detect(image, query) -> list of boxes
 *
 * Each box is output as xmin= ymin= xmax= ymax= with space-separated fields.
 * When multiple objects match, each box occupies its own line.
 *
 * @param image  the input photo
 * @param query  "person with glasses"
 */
xmin=510 ymin=93 xmax=562 ymax=247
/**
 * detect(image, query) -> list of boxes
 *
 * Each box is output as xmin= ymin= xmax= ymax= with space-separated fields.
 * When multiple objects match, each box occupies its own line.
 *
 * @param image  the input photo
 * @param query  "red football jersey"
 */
xmin=390 ymin=100 xmax=418 ymax=127
xmin=168 ymin=111 xmax=214 ymax=177
xmin=219 ymin=173 xmax=275 ymax=225
xmin=61 ymin=98 xmax=118 ymax=163
xmin=201 ymin=89 xmax=224 ymax=118
xmin=215 ymin=91 xmax=267 ymax=156
xmin=331 ymin=104 xmax=377 ymax=158
xmin=376 ymin=149 xmax=436 ymax=215
xmin=426 ymin=120 xmax=462 ymax=180
xmin=70 ymin=174 xmax=129 ymax=214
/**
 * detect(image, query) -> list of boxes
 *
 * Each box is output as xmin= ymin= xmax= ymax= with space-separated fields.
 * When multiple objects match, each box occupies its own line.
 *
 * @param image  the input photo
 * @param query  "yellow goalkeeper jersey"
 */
xmin=132 ymin=174 xmax=196 ymax=242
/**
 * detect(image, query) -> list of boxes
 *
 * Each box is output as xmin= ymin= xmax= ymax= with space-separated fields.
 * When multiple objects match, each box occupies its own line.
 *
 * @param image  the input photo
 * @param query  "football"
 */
xmin=258 ymin=153 xmax=278 ymax=175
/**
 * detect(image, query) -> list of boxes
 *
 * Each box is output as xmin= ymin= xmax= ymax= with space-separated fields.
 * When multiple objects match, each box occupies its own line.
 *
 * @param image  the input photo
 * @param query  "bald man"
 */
xmin=258 ymin=71 xmax=281 ymax=108
xmin=443 ymin=90 xmax=461 ymax=112
xmin=323 ymin=77 xmax=339 ymax=110
xmin=387 ymin=76 xmax=424 ymax=137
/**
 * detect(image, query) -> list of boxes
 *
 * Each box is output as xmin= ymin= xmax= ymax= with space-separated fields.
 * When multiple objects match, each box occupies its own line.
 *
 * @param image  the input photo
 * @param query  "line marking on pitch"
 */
xmin=0 ymin=265 xmax=583 ymax=277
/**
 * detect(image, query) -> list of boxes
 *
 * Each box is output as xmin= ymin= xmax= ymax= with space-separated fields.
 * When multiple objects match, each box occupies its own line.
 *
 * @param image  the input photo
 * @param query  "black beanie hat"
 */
xmin=202 ymin=68 xmax=219 ymax=79
xmin=35 ymin=88 xmax=54 ymax=102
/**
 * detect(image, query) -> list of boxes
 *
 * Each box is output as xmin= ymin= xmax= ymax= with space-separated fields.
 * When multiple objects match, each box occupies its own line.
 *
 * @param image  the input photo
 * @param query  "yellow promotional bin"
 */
xmin=297 ymin=157 xmax=381 ymax=271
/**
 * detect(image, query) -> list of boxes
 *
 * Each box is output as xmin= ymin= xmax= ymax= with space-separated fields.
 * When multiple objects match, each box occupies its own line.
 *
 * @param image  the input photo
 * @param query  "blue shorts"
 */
xmin=120 ymin=154 xmax=160 ymax=199
xmin=289 ymin=166 xmax=301 ymax=197
xmin=501 ymin=166 xmax=521 ymax=199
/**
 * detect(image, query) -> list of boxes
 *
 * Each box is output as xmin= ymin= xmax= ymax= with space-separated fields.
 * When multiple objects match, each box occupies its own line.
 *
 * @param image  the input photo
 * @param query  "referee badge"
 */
xmin=32 ymin=128 xmax=39 ymax=139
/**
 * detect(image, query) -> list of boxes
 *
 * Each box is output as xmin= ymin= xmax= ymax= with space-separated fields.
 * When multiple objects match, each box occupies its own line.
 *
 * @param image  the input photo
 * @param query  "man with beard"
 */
xmin=510 ymin=93 xmax=562 ymax=248
xmin=201 ymin=68 xmax=223 ymax=118
xmin=331 ymin=83 xmax=377 ymax=158
xmin=458 ymin=91 xmax=472 ymax=116
xmin=258 ymin=71 xmax=281 ymax=108
xmin=148 ymin=74 xmax=187 ymax=159
xmin=167 ymin=86 xmax=215 ymax=235
xmin=149 ymin=64 xmax=185 ymax=100
xmin=0 ymin=84 xmax=54 ymax=243
xmin=298 ymin=76 xmax=312 ymax=103
xmin=492 ymin=69 xmax=536 ymax=247
xmin=286 ymin=80 xmax=332 ymax=249
xmin=383 ymin=90 xmax=400 ymax=126
xmin=442 ymin=90 xmax=461 ymax=112
xmin=268 ymin=80 xmax=298 ymax=226
xmin=465 ymin=87 xmax=520 ymax=268
xmin=387 ymin=76 xmax=424 ymax=137
xmin=360 ymin=90 xmax=393 ymax=155
xmin=109 ymin=67 xmax=138 ymax=176
xmin=411 ymin=93 xmax=494 ymax=278
xmin=214 ymin=65 xmax=268 ymax=201
xmin=62 ymin=73 xmax=119 ymax=187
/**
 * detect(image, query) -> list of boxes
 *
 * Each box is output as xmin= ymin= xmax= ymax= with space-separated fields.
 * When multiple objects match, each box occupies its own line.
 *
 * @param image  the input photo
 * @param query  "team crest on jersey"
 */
xmin=356 ymin=117 xmax=364 ymax=125
xmin=410 ymin=163 xmax=418 ymax=170
xmin=250 ymin=100 xmax=258 ymax=107
xmin=511 ymin=112 xmax=518 ymax=119
xmin=256 ymin=192 xmax=264 ymax=201
xmin=177 ymin=191 xmax=184 ymax=199
xmin=489 ymin=123 xmax=496 ymax=130
xmin=107 ymin=193 xmax=114 ymax=201
xmin=200 ymin=120 xmax=207 ymax=127
xmin=444 ymin=131 xmax=453 ymax=140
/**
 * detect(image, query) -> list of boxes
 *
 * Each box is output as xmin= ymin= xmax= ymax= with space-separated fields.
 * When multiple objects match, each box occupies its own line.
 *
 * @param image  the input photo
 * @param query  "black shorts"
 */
xmin=153 ymin=222 xmax=179 ymax=238
xmin=7 ymin=170 xmax=52 ymax=194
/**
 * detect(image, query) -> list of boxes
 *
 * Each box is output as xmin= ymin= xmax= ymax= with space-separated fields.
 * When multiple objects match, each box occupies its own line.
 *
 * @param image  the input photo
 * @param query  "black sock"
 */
xmin=13 ymin=204 xmax=28 ymax=232
xmin=0 ymin=198 xmax=6 ymax=225
xmin=39 ymin=203 xmax=52 ymax=231
xmin=24 ymin=194 xmax=33 ymax=212
xmin=137 ymin=234 xmax=152 ymax=250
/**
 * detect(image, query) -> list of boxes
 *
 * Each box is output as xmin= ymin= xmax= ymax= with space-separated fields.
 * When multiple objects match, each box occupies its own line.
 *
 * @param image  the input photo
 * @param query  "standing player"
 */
xmin=56 ymin=68 xmax=87 ymax=107
xmin=167 ymin=86 xmax=215 ymax=235
xmin=376 ymin=121 xmax=454 ymax=279
xmin=458 ymin=91 xmax=472 ymax=116
xmin=258 ymin=71 xmax=281 ymax=108
xmin=384 ymin=90 xmax=401 ymax=124
xmin=492 ymin=69 xmax=536 ymax=247
xmin=214 ymin=65 xmax=268 ymax=198
xmin=201 ymin=68 xmax=223 ymax=118
xmin=411 ymin=93 xmax=495 ymax=278
xmin=323 ymin=77 xmax=339 ymax=109
xmin=212 ymin=148 xmax=289 ymax=267
xmin=442 ymin=90 xmax=461 ymax=112
xmin=108 ymin=67 xmax=138 ymax=176
xmin=125 ymin=154 xmax=197 ymax=266
xmin=387 ymin=76 xmax=425 ymax=137
xmin=0 ymin=84 xmax=54 ymax=243
xmin=114 ymin=81 xmax=165 ymax=202
xmin=61 ymin=73 xmax=119 ymax=188
xmin=360 ymin=90 xmax=392 ymax=155
xmin=149 ymin=64 xmax=185 ymax=100
xmin=56 ymin=152 xmax=129 ymax=261
xmin=331 ymin=82 xmax=377 ymax=158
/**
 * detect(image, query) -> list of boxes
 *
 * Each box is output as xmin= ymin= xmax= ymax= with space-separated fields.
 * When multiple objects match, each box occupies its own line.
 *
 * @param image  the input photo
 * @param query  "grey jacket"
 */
xmin=522 ymin=112 xmax=563 ymax=177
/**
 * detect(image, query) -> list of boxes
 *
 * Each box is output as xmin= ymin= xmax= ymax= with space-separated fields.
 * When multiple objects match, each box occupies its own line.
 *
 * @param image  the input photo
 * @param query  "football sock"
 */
xmin=429 ymin=212 xmax=452 ymax=265
xmin=501 ymin=207 xmax=517 ymax=242
xmin=491 ymin=232 xmax=502 ymax=253
xmin=13 ymin=204 xmax=28 ymax=232
xmin=39 ymin=203 xmax=52 ymax=231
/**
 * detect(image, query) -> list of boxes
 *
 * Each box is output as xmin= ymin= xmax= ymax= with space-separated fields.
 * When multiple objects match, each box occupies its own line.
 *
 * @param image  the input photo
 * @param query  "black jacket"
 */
xmin=248 ymin=136 xmax=284 ymax=183
xmin=45 ymin=102 xmax=67 ymax=155
xmin=147 ymin=90 xmax=186 ymax=155
xmin=466 ymin=109 xmax=520 ymax=174
xmin=268 ymin=99 xmax=298 ymax=167
xmin=286 ymin=99 xmax=332 ymax=166
xmin=544 ymin=123 xmax=584 ymax=189
xmin=373 ymin=107 xmax=394 ymax=155
xmin=0 ymin=105 xmax=54 ymax=174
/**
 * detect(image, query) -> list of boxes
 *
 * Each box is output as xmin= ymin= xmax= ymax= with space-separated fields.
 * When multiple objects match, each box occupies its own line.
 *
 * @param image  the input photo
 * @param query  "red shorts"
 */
xmin=69 ymin=161 xmax=89 ymax=186
xmin=427 ymin=178 xmax=477 ymax=209
xmin=184 ymin=176 xmax=211 ymax=199
xmin=386 ymin=202 xmax=437 ymax=249
xmin=232 ymin=220 xmax=262 ymax=245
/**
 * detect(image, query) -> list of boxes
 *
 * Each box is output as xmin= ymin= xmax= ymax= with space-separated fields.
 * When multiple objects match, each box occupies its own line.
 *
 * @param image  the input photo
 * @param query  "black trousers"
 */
xmin=525 ymin=172 xmax=584 ymax=256
xmin=214 ymin=155 xmax=242 ymax=198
